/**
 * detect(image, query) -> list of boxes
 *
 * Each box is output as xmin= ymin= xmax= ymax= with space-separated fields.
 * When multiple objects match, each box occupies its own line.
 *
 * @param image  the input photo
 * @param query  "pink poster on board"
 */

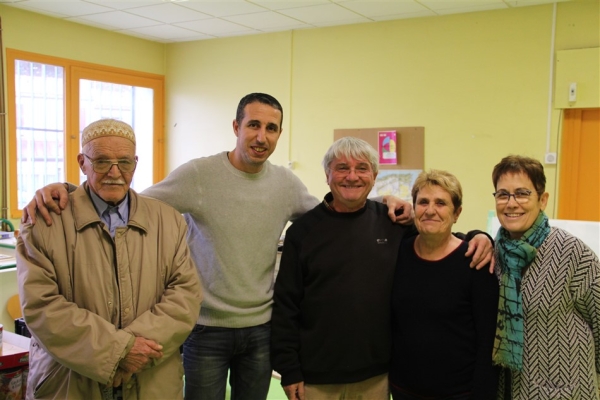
xmin=378 ymin=131 xmax=397 ymax=165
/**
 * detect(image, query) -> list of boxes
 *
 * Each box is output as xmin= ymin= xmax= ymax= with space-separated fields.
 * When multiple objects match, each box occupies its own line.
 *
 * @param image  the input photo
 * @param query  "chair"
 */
xmin=7 ymin=293 xmax=22 ymax=320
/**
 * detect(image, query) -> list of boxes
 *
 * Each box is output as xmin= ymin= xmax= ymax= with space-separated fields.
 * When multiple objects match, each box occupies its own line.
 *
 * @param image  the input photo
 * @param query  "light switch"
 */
xmin=569 ymin=82 xmax=577 ymax=102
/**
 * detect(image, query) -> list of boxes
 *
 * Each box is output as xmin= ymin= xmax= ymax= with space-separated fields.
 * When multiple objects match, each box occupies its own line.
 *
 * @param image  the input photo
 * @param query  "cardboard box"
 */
xmin=0 ymin=332 xmax=29 ymax=370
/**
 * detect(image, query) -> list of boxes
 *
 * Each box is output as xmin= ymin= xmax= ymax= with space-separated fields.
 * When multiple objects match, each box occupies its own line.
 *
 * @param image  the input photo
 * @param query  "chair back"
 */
xmin=7 ymin=293 xmax=22 ymax=320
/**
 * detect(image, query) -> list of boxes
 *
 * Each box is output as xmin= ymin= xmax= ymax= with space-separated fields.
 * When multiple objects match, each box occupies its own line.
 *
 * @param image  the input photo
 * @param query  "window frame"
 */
xmin=6 ymin=49 xmax=165 ymax=218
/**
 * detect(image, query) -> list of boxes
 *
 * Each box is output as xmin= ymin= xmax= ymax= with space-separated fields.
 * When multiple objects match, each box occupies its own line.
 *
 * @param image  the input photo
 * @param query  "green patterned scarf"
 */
xmin=492 ymin=211 xmax=550 ymax=371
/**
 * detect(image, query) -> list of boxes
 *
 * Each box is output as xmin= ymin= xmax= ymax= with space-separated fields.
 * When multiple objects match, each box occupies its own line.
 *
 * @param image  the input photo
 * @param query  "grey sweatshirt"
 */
xmin=142 ymin=151 xmax=318 ymax=328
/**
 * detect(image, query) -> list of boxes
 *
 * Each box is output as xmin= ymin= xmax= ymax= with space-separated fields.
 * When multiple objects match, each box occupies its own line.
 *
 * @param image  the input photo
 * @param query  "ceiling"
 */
xmin=0 ymin=0 xmax=566 ymax=43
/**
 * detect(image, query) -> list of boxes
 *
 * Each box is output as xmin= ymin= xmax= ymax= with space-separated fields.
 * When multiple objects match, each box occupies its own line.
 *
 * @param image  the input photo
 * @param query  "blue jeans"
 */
xmin=183 ymin=322 xmax=272 ymax=400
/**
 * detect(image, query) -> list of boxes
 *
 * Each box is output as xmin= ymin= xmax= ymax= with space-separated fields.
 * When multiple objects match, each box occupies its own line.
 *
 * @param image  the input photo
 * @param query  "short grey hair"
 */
xmin=322 ymin=137 xmax=379 ymax=174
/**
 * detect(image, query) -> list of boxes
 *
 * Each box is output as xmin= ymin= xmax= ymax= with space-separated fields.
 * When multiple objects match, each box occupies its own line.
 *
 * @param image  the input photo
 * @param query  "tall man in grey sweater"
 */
xmin=141 ymin=94 xmax=319 ymax=399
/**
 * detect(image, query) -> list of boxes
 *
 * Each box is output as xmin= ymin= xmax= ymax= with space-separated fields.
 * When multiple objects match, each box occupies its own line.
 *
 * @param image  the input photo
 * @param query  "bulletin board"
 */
xmin=333 ymin=126 xmax=424 ymax=170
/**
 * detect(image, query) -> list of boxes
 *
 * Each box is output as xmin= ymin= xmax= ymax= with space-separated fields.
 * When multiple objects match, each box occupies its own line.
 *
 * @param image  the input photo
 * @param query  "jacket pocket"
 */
xmin=30 ymin=341 xmax=70 ymax=398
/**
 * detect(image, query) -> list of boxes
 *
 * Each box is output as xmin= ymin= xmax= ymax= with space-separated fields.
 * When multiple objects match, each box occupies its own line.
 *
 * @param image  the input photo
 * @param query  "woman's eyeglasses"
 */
xmin=492 ymin=189 xmax=533 ymax=204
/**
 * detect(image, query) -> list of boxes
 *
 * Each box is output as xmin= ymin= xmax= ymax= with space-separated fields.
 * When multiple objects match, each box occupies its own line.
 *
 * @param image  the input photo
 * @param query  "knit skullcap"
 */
xmin=81 ymin=119 xmax=136 ymax=146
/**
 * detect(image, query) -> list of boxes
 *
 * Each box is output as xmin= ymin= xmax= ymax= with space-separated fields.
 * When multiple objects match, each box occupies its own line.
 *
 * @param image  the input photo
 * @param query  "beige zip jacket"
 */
xmin=17 ymin=182 xmax=202 ymax=399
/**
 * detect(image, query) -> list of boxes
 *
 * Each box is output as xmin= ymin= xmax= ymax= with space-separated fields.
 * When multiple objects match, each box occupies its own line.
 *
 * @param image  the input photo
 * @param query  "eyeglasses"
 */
xmin=492 ymin=189 xmax=533 ymax=204
xmin=82 ymin=154 xmax=137 ymax=173
xmin=331 ymin=164 xmax=373 ymax=176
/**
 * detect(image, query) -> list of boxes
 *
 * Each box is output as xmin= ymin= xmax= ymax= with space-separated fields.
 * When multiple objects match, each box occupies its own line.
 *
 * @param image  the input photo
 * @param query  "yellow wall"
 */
xmin=164 ymin=1 xmax=599 ymax=232
xmin=289 ymin=7 xmax=556 ymax=233
xmin=555 ymin=47 xmax=600 ymax=108
xmin=0 ymin=1 xmax=598 ymax=232
xmin=0 ymin=269 xmax=17 ymax=331
xmin=165 ymin=32 xmax=293 ymax=166
xmin=0 ymin=5 xmax=166 ymax=74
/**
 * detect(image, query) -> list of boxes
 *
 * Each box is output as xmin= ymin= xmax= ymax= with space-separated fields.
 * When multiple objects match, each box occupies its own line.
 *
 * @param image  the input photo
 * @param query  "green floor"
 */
xmin=184 ymin=373 xmax=286 ymax=399
xmin=225 ymin=376 xmax=286 ymax=400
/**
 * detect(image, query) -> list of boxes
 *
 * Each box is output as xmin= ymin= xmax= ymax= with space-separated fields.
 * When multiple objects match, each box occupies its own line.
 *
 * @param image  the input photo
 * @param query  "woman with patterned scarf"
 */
xmin=492 ymin=155 xmax=600 ymax=399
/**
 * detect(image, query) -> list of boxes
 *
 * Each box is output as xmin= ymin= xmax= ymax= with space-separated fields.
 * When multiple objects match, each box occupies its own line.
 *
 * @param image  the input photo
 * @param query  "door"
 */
xmin=557 ymin=108 xmax=600 ymax=221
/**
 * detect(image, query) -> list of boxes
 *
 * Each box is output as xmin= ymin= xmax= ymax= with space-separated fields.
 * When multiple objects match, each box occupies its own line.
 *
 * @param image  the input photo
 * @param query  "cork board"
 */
xmin=333 ymin=127 xmax=424 ymax=170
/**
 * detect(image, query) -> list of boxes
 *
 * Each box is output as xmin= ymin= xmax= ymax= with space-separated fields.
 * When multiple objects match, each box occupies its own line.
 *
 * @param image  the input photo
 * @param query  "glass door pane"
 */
xmin=14 ymin=60 xmax=64 ymax=209
xmin=79 ymin=79 xmax=154 ymax=192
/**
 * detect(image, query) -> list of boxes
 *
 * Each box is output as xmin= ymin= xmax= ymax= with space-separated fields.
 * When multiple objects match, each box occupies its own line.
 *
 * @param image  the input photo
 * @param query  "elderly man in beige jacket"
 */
xmin=16 ymin=119 xmax=202 ymax=400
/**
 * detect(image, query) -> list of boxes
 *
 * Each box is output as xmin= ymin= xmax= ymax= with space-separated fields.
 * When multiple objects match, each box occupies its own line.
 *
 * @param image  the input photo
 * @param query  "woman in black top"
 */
xmin=390 ymin=170 xmax=499 ymax=400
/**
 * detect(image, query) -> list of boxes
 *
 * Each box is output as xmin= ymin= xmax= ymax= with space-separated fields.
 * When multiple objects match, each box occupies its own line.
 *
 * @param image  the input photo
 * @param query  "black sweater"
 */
xmin=389 ymin=237 xmax=499 ymax=399
xmin=271 ymin=198 xmax=412 ymax=386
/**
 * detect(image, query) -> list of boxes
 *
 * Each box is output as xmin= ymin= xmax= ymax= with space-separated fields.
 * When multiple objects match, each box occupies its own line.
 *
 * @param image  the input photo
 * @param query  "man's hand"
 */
xmin=21 ymin=182 xmax=69 ymax=226
xmin=119 ymin=337 xmax=163 ymax=374
xmin=465 ymin=233 xmax=495 ymax=271
xmin=110 ymin=368 xmax=134 ymax=388
xmin=383 ymin=195 xmax=414 ymax=225
xmin=283 ymin=381 xmax=305 ymax=400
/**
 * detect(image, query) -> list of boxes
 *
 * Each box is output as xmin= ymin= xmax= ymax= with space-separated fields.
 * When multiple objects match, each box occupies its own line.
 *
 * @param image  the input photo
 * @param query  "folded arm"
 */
xmin=121 ymin=212 xmax=202 ymax=365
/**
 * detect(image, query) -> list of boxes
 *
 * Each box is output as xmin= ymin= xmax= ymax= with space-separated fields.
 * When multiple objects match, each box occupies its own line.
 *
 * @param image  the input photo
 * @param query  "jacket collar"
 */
xmin=71 ymin=182 xmax=148 ymax=234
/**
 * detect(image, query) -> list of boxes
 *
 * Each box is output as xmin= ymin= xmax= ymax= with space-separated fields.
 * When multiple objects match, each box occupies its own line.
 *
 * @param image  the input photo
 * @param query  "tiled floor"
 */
xmin=225 ymin=376 xmax=287 ymax=400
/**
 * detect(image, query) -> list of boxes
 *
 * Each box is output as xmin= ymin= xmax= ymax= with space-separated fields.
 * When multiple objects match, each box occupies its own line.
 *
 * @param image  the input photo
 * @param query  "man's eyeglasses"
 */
xmin=82 ymin=154 xmax=137 ymax=173
xmin=331 ymin=164 xmax=373 ymax=176
xmin=492 ymin=189 xmax=532 ymax=204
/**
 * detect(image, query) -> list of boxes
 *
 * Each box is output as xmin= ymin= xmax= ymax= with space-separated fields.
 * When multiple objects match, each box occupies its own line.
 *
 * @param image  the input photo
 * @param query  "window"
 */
xmin=12 ymin=59 xmax=65 ymax=211
xmin=7 ymin=50 xmax=164 ymax=218
xmin=78 ymin=79 xmax=154 ymax=190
